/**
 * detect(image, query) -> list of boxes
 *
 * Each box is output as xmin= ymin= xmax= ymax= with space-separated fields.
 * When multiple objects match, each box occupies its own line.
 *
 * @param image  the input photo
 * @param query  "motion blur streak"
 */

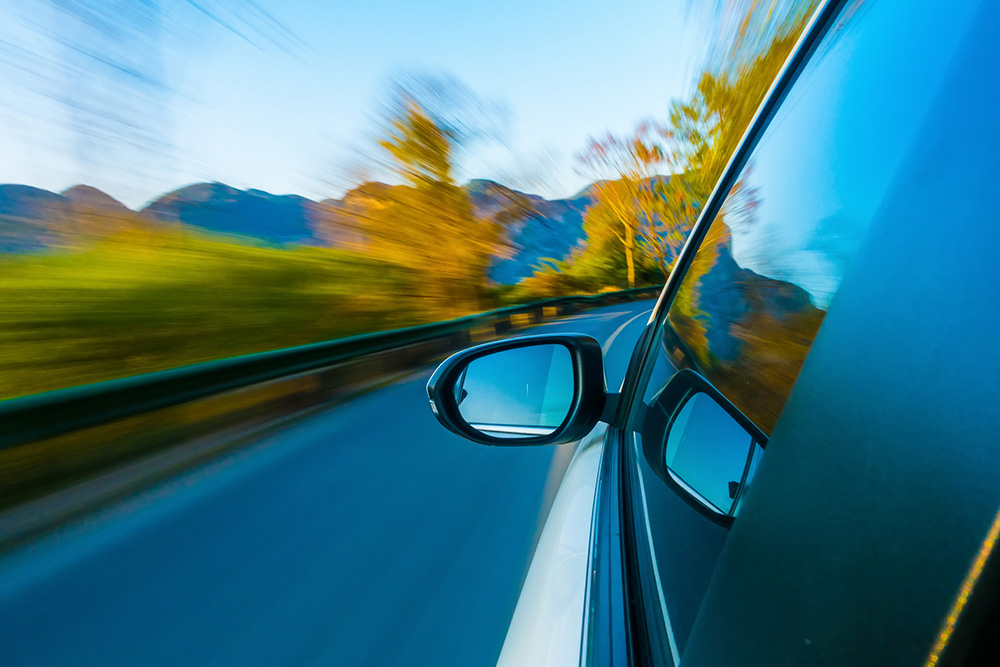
xmin=0 ymin=300 xmax=653 ymax=667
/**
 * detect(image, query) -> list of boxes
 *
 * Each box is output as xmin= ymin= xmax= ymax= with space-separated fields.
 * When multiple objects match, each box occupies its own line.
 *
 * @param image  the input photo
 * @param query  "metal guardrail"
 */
xmin=0 ymin=286 xmax=662 ymax=451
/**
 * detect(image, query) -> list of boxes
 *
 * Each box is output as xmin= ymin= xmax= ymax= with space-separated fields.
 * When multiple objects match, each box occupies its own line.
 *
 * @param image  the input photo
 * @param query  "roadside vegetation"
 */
xmin=0 ymin=230 xmax=421 ymax=399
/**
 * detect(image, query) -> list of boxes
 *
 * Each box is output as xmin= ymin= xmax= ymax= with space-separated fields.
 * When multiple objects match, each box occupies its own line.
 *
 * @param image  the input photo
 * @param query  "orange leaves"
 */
xmin=343 ymin=82 xmax=525 ymax=317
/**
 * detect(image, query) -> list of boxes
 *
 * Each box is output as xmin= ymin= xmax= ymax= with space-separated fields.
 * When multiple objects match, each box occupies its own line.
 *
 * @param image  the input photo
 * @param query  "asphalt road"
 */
xmin=0 ymin=299 xmax=655 ymax=667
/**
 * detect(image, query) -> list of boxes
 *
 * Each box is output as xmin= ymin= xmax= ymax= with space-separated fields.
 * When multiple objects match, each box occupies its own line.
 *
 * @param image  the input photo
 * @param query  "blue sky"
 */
xmin=0 ymin=0 xmax=707 ymax=208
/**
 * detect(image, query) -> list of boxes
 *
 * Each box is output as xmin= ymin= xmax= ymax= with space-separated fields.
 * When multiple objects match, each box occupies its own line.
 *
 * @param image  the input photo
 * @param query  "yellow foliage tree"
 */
xmin=346 ymin=87 xmax=520 ymax=317
xmin=577 ymin=123 xmax=675 ymax=288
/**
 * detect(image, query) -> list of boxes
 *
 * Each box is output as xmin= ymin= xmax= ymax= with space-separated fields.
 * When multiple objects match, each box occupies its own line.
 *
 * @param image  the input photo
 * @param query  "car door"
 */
xmin=616 ymin=0 xmax=1000 ymax=665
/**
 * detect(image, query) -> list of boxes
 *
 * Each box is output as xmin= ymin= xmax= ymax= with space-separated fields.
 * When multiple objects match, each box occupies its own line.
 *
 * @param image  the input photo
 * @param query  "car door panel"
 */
xmin=624 ymin=0 xmax=988 ymax=662
xmin=682 ymin=3 xmax=1000 ymax=660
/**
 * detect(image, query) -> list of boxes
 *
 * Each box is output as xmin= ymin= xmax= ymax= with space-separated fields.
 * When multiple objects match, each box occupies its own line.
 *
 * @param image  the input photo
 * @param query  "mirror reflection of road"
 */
xmin=0 ymin=300 xmax=655 ymax=667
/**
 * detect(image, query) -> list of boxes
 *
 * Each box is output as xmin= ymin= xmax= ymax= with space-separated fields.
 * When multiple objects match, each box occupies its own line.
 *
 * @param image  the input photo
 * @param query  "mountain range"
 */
xmin=0 ymin=180 xmax=596 ymax=284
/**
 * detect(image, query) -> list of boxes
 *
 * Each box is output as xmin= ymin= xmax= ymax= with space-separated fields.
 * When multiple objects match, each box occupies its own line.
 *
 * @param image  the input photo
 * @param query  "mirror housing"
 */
xmin=643 ymin=369 xmax=768 ymax=527
xmin=426 ymin=334 xmax=611 ymax=446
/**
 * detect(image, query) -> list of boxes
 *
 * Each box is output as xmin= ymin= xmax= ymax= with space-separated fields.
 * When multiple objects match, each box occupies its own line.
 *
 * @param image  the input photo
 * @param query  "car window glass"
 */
xmin=655 ymin=0 xmax=980 ymax=434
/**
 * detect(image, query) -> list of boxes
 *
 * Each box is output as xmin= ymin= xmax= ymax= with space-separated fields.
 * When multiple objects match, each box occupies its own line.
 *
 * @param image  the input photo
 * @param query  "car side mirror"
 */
xmin=426 ymin=334 xmax=612 ymax=446
xmin=642 ymin=369 xmax=768 ymax=527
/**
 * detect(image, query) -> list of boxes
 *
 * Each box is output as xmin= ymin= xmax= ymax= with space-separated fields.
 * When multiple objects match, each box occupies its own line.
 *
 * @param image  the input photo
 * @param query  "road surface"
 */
xmin=0 ymin=300 xmax=656 ymax=667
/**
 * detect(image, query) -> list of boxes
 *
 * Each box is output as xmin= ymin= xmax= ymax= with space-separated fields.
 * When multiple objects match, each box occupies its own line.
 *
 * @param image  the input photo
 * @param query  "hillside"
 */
xmin=466 ymin=179 xmax=592 ymax=283
xmin=140 ymin=183 xmax=323 ymax=245
xmin=0 ymin=185 xmax=134 ymax=253
xmin=0 ymin=180 xmax=597 ymax=283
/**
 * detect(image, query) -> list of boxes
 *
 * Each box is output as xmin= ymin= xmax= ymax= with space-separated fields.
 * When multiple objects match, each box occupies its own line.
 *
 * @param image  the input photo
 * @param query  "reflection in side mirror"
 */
xmin=643 ymin=370 xmax=767 ymax=527
xmin=427 ymin=334 xmax=610 ymax=446
xmin=665 ymin=392 xmax=757 ymax=515
xmin=456 ymin=344 xmax=574 ymax=438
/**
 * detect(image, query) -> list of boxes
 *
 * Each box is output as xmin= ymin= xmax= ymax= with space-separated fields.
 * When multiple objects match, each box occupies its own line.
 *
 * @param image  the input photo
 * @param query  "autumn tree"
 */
xmin=577 ymin=122 xmax=695 ymax=285
xmin=345 ymin=76 xmax=523 ymax=317
xmin=508 ymin=1 xmax=818 ymax=298
xmin=644 ymin=3 xmax=814 ymax=270
xmin=646 ymin=177 xmax=699 ymax=277
xmin=670 ymin=5 xmax=813 ymax=206
xmin=576 ymin=123 xmax=665 ymax=287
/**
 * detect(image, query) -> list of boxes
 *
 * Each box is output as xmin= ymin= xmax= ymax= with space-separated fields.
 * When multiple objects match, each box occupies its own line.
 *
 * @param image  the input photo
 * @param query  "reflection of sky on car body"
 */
xmin=727 ymin=0 xmax=980 ymax=309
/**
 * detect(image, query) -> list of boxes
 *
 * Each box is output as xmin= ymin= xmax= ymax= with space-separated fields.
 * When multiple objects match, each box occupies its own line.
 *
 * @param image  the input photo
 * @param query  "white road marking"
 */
xmin=602 ymin=308 xmax=654 ymax=355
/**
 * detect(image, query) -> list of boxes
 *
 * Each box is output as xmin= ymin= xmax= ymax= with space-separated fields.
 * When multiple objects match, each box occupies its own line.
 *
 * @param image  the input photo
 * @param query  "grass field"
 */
xmin=0 ymin=229 xmax=426 ymax=400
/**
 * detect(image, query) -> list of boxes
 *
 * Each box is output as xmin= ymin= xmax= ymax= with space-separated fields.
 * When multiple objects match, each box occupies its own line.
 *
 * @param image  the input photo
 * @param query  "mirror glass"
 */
xmin=455 ymin=344 xmax=574 ymax=438
xmin=664 ymin=392 xmax=755 ymax=514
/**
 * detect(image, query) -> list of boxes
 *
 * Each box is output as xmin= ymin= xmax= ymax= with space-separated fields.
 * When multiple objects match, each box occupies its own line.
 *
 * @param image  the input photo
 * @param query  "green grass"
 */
xmin=0 ymin=229 xmax=424 ymax=400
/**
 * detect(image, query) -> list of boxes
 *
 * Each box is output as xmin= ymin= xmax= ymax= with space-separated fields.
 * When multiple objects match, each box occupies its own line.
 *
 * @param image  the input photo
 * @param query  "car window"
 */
xmin=628 ymin=0 xmax=983 ymax=656
xmin=653 ymin=0 xmax=979 ymax=435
